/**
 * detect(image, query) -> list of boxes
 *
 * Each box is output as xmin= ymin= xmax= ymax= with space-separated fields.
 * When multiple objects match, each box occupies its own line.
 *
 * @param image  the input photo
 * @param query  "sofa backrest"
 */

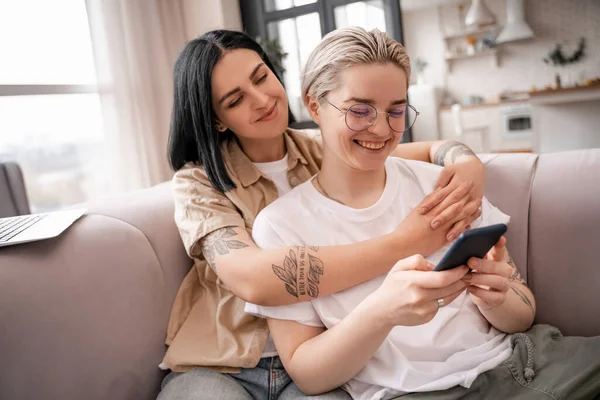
xmin=482 ymin=149 xmax=600 ymax=337
xmin=528 ymin=149 xmax=600 ymax=336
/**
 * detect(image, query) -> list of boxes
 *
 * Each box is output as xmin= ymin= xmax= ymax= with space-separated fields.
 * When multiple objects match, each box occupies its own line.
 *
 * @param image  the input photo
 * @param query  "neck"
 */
xmin=316 ymin=153 xmax=387 ymax=209
xmin=237 ymin=134 xmax=286 ymax=163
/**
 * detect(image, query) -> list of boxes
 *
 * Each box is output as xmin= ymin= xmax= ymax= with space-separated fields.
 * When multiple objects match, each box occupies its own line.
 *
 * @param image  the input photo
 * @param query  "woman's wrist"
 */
xmin=357 ymin=291 xmax=397 ymax=332
xmin=383 ymin=229 xmax=419 ymax=263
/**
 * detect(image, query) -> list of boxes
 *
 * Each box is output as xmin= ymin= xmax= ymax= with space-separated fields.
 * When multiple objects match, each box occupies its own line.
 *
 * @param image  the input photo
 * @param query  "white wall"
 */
xmin=401 ymin=0 xmax=600 ymax=103
xmin=182 ymin=0 xmax=242 ymax=40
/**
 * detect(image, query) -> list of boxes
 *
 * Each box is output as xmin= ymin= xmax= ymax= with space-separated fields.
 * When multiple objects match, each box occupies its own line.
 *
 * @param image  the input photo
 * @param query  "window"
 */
xmin=0 ymin=0 xmax=106 ymax=213
xmin=241 ymin=0 xmax=405 ymax=130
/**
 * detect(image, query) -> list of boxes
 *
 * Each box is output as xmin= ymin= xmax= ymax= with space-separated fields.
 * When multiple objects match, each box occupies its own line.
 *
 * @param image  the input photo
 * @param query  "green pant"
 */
xmin=395 ymin=324 xmax=600 ymax=400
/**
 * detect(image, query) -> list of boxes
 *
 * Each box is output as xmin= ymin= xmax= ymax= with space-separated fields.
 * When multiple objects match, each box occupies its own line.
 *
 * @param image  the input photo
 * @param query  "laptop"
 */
xmin=0 ymin=208 xmax=86 ymax=248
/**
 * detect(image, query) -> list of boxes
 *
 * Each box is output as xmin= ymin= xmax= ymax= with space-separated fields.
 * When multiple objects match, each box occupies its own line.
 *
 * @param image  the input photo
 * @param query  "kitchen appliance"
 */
xmin=465 ymin=0 xmax=495 ymax=28
xmin=496 ymin=0 xmax=534 ymax=43
xmin=500 ymin=103 xmax=532 ymax=139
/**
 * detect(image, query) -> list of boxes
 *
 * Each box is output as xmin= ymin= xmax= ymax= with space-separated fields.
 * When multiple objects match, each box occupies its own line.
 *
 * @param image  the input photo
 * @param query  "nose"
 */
xmin=367 ymin=112 xmax=391 ymax=137
xmin=250 ymin=86 xmax=270 ymax=109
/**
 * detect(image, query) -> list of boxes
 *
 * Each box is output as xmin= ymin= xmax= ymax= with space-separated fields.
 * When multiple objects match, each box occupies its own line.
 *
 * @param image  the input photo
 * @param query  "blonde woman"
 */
xmin=246 ymin=27 xmax=600 ymax=400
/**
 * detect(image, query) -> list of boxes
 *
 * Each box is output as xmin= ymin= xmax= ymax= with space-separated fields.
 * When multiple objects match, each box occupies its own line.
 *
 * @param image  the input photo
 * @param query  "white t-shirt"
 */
xmin=253 ymin=153 xmax=292 ymax=358
xmin=254 ymin=154 xmax=292 ymax=196
xmin=245 ymin=158 xmax=513 ymax=400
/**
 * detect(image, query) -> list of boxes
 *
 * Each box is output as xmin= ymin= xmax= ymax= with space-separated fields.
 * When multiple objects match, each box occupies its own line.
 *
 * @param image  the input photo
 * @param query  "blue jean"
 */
xmin=157 ymin=356 xmax=351 ymax=400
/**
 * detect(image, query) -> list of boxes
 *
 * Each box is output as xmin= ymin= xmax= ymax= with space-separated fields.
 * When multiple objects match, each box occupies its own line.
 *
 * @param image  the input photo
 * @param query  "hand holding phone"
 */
xmin=434 ymin=224 xmax=507 ymax=272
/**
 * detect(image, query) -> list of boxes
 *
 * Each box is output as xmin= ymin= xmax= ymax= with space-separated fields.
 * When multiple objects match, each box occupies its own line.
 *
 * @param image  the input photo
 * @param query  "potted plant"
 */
xmin=543 ymin=37 xmax=586 ymax=88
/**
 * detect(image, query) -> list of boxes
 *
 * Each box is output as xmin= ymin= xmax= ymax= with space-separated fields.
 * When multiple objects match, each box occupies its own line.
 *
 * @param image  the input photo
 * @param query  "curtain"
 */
xmin=85 ymin=0 xmax=187 ymax=192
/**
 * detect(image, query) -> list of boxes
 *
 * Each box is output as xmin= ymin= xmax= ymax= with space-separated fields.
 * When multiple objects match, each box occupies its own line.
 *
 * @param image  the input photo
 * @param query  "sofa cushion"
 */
xmin=528 ymin=149 xmax=600 ymax=336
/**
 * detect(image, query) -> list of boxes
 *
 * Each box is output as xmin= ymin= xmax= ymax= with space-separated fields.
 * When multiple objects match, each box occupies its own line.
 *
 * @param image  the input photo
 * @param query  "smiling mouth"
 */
xmin=258 ymin=103 xmax=277 ymax=121
xmin=354 ymin=139 xmax=390 ymax=150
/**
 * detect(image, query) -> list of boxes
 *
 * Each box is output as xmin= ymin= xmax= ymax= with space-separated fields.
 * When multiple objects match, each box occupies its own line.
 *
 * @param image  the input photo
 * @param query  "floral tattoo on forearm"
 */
xmin=271 ymin=246 xmax=323 ymax=299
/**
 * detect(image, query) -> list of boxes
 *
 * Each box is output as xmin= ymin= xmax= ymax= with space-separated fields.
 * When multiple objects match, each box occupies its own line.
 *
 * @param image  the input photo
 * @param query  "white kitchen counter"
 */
xmin=530 ymin=85 xmax=600 ymax=153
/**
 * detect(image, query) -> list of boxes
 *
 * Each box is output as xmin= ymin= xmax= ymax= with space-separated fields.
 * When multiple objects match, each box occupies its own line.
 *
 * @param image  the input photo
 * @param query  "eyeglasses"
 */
xmin=326 ymin=101 xmax=419 ymax=133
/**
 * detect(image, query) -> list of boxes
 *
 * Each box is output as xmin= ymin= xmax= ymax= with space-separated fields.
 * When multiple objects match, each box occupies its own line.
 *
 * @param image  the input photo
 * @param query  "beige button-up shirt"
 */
xmin=162 ymin=129 xmax=323 ymax=373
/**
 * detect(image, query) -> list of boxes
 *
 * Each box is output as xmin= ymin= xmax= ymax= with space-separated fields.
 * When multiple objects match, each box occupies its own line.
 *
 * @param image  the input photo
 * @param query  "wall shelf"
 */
xmin=442 ymin=25 xmax=500 ymax=41
xmin=445 ymin=49 xmax=499 ymax=72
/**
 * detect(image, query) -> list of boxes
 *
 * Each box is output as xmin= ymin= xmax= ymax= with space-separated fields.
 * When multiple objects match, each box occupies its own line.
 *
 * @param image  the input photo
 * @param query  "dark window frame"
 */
xmin=239 ymin=0 xmax=411 ymax=141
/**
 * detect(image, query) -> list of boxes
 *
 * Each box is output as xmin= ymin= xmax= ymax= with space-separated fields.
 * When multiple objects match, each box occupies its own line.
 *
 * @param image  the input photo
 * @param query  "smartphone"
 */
xmin=434 ymin=223 xmax=507 ymax=272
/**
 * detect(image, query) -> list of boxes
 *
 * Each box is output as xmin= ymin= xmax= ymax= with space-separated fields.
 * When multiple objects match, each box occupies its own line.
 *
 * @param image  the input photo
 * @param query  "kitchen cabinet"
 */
xmin=529 ymin=84 xmax=600 ymax=153
xmin=438 ymin=102 xmax=533 ymax=153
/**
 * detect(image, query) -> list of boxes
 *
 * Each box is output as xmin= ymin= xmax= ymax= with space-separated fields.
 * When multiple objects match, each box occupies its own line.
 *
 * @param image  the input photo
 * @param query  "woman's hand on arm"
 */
xmin=269 ymin=255 xmax=469 ymax=395
xmin=462 ymin=237 xmax=536 ymax=333
xmin=393 ymin=140 xmax=485 ymax=243
xmin=392 ymin=180 xmax=481 ymax=258
xmin=423 ymin=140 xmax=486 ymax=241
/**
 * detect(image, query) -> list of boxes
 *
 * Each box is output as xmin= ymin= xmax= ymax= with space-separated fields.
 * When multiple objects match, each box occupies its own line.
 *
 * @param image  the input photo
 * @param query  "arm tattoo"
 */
xmin=433 ymin=141 xmax=456 ymax=166
xmin=450 ymin=144 xmax=476 ymax=163
xmin=505 ymin=249 xmax=534 ymax=313
xmin=201 ymin=227 xmax=248 ymax=271
xmin=510 ymin=286 xmax=535 ymax=314
xmin=506 ymin=249 xmax=526 ymax=285
xmin=433 ymin=140 xmax=476 ymax=166
xmin=272 ymin=247 xmax=324 ymax=299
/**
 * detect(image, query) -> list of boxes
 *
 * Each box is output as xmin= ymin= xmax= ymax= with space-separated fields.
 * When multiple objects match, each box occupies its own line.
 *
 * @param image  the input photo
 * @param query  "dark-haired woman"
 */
xmin=158 ymin=30 xmax=485 ymax=399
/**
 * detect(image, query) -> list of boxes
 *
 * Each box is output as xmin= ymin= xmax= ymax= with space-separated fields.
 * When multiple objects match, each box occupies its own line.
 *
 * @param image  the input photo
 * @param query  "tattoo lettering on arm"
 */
xmin=272 ymin=247 xmax=324 ymax=299
xmin=505 ymin=249 xmax=535 ymax=314
xmin=433 ymin=140 xmax=476 ymax=166
xmin=201 ymin=227 xmax=249 ymax=271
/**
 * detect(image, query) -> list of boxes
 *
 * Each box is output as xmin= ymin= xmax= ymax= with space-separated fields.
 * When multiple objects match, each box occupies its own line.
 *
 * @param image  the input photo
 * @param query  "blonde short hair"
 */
xmin=301 ymin=27 xmax=411 ymax=105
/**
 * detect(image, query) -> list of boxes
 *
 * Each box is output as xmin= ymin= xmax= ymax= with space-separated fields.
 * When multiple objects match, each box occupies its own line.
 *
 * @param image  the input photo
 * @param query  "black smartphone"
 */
xmin=434 ymin=223 xmax=507 ymax=272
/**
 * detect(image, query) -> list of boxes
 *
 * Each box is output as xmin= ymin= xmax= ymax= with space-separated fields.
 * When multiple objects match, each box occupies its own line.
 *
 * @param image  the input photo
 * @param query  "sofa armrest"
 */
xmin=0 ymin=183 xmax=192 ymax=400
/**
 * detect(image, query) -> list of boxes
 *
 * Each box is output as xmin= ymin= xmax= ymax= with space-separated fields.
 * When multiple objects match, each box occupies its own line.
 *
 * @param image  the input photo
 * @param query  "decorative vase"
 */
xmin=554 ymin=73 xmax=561 ymax=89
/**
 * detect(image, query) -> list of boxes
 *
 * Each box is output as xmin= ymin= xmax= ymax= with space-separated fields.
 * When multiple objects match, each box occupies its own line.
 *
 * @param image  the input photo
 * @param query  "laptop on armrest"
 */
xmin=0 ymin=208 xmax=86 ymax=248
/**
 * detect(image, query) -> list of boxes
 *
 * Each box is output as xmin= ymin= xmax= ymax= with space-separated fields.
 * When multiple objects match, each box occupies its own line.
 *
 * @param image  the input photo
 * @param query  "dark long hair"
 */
xmin=167 ymin=30 xmax=296 ymax=193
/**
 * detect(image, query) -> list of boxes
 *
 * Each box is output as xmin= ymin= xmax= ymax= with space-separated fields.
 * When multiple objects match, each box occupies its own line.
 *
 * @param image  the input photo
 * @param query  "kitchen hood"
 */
xmin=496 ymin=0 xmax=534 ymax=43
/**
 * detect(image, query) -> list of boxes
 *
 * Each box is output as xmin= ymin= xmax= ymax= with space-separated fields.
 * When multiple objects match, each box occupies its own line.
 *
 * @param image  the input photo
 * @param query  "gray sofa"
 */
xmin=0 ymin=162 xmax=30 ymax=218
xmin=1 ymin=149 xmax=599 ymax=400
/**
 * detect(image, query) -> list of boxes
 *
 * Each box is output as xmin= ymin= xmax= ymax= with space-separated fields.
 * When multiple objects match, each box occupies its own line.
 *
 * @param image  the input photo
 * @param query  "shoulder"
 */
xmin=173 ymin=162 xmax=209 ymax=185
xmin=172 ymin=163 xmax=239 ymax=217
xmin=287 ymin=128 xmax=323 ymax=155
xmin=172 ymin=162 xmax=226 ymax=199
xmin=288 ymin=127 xmax=322 ymax=143
xmin=252 ymin=181 xmax=314 ymax=247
